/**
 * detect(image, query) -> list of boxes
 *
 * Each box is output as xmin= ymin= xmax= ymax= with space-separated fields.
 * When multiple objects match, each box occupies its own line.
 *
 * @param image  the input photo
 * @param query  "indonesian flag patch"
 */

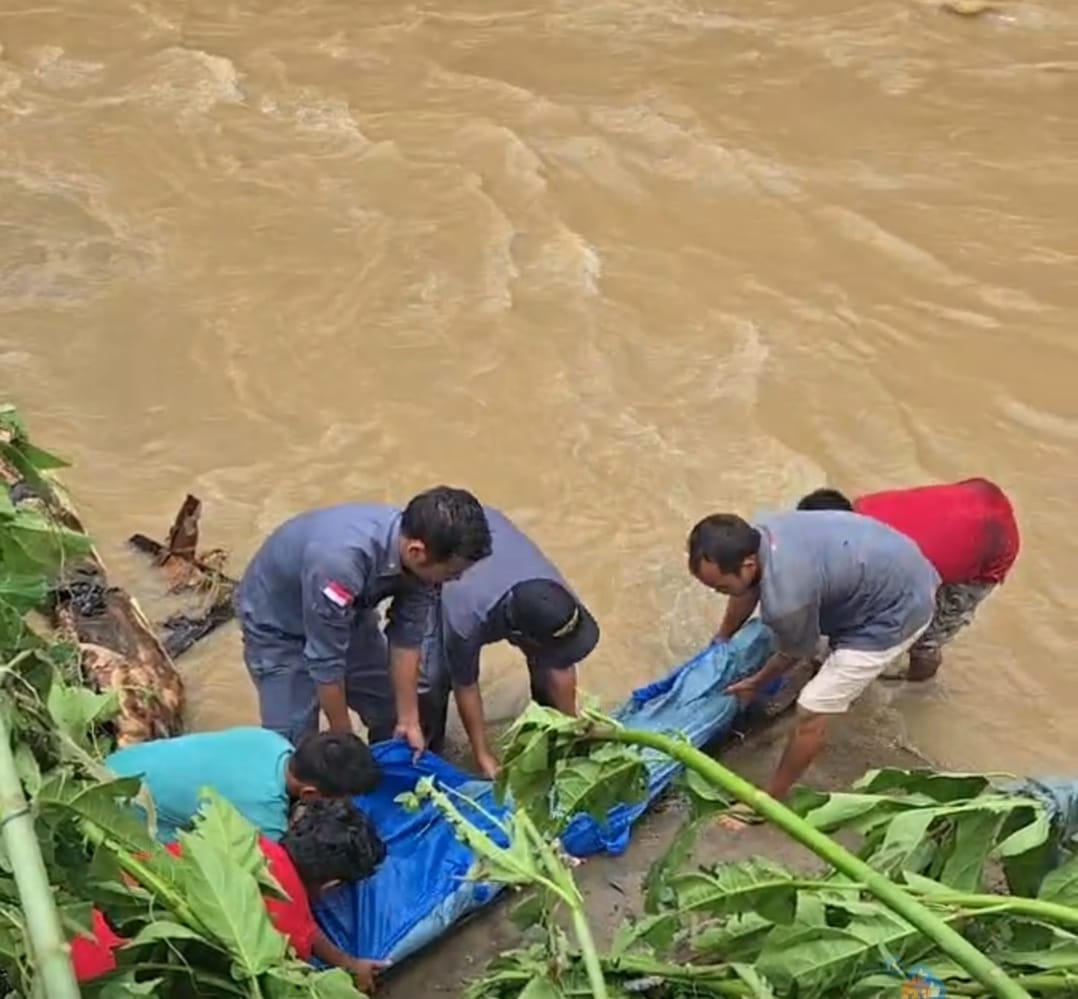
xmin=321 ymin=581 xmax=354 ymax=608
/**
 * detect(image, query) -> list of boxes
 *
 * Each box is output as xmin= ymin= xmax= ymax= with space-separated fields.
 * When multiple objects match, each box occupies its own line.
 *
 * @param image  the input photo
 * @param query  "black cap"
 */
xmin=504 ymin=578 xmax=599 ymax=668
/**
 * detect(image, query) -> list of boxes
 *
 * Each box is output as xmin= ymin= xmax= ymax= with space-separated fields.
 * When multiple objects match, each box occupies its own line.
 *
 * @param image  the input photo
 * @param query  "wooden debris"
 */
xmin=0 ymin=454 xmax=185 ymax=748
xmin=128 ymin=494 xmax=237 ymax=659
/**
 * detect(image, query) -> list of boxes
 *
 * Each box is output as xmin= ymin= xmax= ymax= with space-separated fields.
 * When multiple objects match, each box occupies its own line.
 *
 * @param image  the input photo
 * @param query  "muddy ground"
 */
xmin=380 ymin=682 xmax=931 ymax=997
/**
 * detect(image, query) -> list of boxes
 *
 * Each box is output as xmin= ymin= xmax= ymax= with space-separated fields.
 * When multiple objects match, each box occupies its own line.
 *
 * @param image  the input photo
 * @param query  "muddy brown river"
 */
xmin=2 ymin=0 xmax=1076 ymax=777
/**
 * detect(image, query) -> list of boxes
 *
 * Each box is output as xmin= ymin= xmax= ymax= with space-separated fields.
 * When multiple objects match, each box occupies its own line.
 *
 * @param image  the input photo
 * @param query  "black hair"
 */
xmin=401 ymin=486 xmax=492 ymax=563
xmin=281 ymin=798 xmax=386 ymax=891
xmin=686 ymin=514 xmax=761 ymax=574
xmin=291 ymin=732 xmax=380 ymax=797
xmin=796 ymin=488 xmax=853 ymax=512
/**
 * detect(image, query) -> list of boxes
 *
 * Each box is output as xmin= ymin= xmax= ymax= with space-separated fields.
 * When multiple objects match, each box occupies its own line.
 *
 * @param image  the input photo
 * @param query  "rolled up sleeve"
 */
xmin=444 ymin=627 xmax=483 ymax=688
xmin=301 ymin=549 xmax=367 ymax=686
xmin=385 ymin=582 xmax=438 ymax=650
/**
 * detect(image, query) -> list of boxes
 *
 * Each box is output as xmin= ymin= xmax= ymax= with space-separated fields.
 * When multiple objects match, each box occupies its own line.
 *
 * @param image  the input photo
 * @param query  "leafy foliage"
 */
xmin=0 ymin=408 xmax=363 ymax=998
xmin=427 ymin=707 xmax=1078 ymax=998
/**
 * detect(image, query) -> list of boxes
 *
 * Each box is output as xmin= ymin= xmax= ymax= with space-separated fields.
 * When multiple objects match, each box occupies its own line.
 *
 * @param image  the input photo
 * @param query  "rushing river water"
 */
xmin=2 ymin=0 xmax=1076 ymax=775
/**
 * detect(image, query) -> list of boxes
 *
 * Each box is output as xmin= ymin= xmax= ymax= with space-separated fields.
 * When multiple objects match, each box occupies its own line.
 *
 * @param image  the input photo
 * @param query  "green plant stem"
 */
xmin=0 ymin=708 xmax=81 ymax=999
xmin=526 ymin=820 xmax=610 ymax=999
xmin=79 ymin=820 xmax=213 ymax=937
xmin=598 ymin=726 xmax=1035 ymax=999
xmin=763 ymin=877 xmax=1078 ymax=928
xmin=948 ymin=976 xmax=1078 ymax=996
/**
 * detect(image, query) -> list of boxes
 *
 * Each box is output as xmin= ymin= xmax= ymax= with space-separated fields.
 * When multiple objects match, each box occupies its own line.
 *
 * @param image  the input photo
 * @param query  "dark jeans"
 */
xmin=419 ymin=668 xmax=555 ymax=756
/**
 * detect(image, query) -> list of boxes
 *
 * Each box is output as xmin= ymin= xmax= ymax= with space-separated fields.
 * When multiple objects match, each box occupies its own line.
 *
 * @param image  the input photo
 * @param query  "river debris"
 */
xmin=128 ymin=493 xmax=237 ymax=659
xmin=0 ymin=406 xmax=183 ymax=747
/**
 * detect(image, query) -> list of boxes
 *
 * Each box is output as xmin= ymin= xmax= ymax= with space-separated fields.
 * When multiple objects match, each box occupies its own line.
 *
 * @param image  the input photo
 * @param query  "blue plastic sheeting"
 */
xmin=1002 ymin=777 xmax=1078 ymax=855
xmin=314 ymin=620 xmax=775 ymax=963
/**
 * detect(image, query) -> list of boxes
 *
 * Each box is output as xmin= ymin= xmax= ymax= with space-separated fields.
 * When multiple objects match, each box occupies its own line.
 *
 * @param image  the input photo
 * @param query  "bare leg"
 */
xmin=767 ymin=709 xmax=829 ymax=800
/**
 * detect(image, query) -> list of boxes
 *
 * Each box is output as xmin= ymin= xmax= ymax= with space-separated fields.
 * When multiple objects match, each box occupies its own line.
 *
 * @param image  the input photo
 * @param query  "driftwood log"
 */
xmin=0 ymin=452 xmax=185 ymax=748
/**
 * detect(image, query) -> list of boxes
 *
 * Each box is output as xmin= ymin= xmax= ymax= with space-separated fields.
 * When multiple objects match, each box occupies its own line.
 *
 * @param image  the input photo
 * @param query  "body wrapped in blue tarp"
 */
xmin=314 ymin=620 xmax=775 ymax=962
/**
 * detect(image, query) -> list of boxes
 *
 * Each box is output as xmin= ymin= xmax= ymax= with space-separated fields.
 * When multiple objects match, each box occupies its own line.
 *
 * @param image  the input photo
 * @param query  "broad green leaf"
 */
xmin=1039 ymin=853 xmax=1078 ymax=907
xmin=552 ymin=743 xmax=647 ymax=830
xmin=853 ymin=768 xmax=991 ymax=803
xmin=679 ymin=765 xmax=733 ymax=817
xmin=126 ymin=919 xmax=214 ymax=948
xmin=0 ymin=571 xmax=46 ymax=612
xmin=191 ymin=789 xmax=287 ymax=899
xmin=867 ymin=808 xmax=939 ymax=875
xmin=98 ymin=975 xmax=165 ymax=997
xmin=643 ymin=814 xmax=706 ymax=913
xmin=671 ymin=858 xmax=798 ymax=924
xmin=0 ymin=486 xmax=14 ymax=518
xmin=47 ymin=682 xmax=118 ymax=747
xmin=15 ymin=441 xmax=69 ymax=472
xmin=58 ymin=899 xmax=95 ymax=938
xmin=517 ymin=976 xmax=565 ymax=999
xmin=172 ymin=828 xmax=288 ymax=975
xmin=689 ymin=911 xmax=777 ymax=962
xmin=36 ymin=773 xmax=156 ymax=854
xmin=793 ymin=791 xmax=934 ymax=833
xmin=730 ymin=962 xmax=778 ymax=997
xmin=2 ymin=505 xmax=91 ymax=572
xmin=756 ymin=925 xmax=878 ymax=993
xmin=1003 ymin=941 xmax=1078 ymax=970
xmin=608 ymin=912 xmax=677 ymax=957
xmin=938 ymin=810 xmax=1004 ymax=891
xmin=996 ymin=807 xmax=1051 ymax=858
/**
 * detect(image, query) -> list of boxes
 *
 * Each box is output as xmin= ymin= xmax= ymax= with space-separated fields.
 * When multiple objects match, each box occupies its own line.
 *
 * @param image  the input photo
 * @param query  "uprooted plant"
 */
xmin=409 ymin=703 xmax=1078 ymax=999
xmin=0 ymin=406 xmax=364 ymax=998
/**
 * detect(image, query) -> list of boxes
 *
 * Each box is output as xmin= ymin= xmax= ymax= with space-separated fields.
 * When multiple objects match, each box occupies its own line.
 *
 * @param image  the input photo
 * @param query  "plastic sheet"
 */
xmin=314 ymin=620 xmax=775 ymax=962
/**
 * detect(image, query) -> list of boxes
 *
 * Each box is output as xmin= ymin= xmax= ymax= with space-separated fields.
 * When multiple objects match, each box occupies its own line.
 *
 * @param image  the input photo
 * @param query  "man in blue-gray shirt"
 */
xmin=687 ymin=510 xmax=939 ymax=816
xmin=416 ymin=507 xmax=599 ymax=778
xmin=235 ymin=486 xmax=492 ymax=752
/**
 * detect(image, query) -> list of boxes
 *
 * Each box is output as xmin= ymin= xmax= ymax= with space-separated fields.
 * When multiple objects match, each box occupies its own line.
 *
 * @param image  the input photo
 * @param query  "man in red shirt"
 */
xmin=797 ymin=478 xmax=1020 ymax=681
xmin=70 ymin=799 xmax=389 ymax=993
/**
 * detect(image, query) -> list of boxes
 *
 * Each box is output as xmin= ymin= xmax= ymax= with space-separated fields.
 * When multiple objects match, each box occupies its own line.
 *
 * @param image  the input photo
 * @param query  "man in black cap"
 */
xmin=417 ymin=507 xmax=599 ymax=778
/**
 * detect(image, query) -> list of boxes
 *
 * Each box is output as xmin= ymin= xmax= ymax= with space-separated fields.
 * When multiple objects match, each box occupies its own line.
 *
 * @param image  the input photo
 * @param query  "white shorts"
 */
xmin=797 ymin=621 xmax=931 ymax=715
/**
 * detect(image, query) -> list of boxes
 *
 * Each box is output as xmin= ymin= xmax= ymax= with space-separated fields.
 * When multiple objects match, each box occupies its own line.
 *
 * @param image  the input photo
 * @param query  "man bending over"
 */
xmin=687 ymin=510 xmax=939 ymax=817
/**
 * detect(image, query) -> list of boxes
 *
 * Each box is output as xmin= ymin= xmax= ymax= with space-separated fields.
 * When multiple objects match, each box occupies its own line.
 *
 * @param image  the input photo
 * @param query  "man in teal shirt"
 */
xmin=105 ymin=727 xmax=379 ymax=843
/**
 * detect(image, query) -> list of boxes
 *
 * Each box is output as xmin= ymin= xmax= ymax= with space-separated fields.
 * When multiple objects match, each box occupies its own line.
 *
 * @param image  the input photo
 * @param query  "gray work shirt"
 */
xmin=236 ymin=504 xmax=435 ymax=685
xmin=441 ymin=507 xmax=573 ymax=687
xmin=753 ymin=510 xmax=940 ymax=657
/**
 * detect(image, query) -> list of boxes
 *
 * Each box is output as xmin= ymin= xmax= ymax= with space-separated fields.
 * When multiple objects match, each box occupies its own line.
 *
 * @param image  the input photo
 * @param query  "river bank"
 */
xmin=383 ymin=684 xmax=930 ymax=997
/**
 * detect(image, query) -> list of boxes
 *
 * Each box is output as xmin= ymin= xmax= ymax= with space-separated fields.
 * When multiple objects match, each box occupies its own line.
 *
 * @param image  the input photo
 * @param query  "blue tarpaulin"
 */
xmin=314 ymin=620 xmax=775 ymax=962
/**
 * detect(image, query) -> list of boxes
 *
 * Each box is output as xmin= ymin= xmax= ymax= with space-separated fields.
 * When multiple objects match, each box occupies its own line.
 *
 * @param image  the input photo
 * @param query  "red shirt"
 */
xmin=854 ymin=478 xmax=1019 ymax=586
xmin=70 ymin=836 xmax=318 ymax=981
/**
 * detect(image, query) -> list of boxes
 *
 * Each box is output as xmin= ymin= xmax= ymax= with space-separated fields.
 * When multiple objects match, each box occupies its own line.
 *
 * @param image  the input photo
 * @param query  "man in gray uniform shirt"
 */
xmin=687 ymin=509 xmax=939 ymax=821
xmin=417 ymin=507 xmax=599 ymax=778
xmin=235 ymin=486 xmax=492 ymax=752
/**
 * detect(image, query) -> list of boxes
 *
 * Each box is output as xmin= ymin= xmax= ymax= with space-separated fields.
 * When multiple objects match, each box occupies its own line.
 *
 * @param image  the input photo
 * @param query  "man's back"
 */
xmin=440 ymin=507 xmax=566 ymax=644
xmin=754 ymin=510 xmax=939 ymax=655
xmin=236 ymin=504 xmax=406 ymax=635
xmin=854 ymin=478 xmax=1019 ymax=585
xmin=106 ymin=727 xmax=293 ymax=842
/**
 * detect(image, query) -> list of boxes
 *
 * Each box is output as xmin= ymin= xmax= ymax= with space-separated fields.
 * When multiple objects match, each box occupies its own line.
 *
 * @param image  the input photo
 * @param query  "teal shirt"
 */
xmin=106 ymin=727 xmax=293 ymax=843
